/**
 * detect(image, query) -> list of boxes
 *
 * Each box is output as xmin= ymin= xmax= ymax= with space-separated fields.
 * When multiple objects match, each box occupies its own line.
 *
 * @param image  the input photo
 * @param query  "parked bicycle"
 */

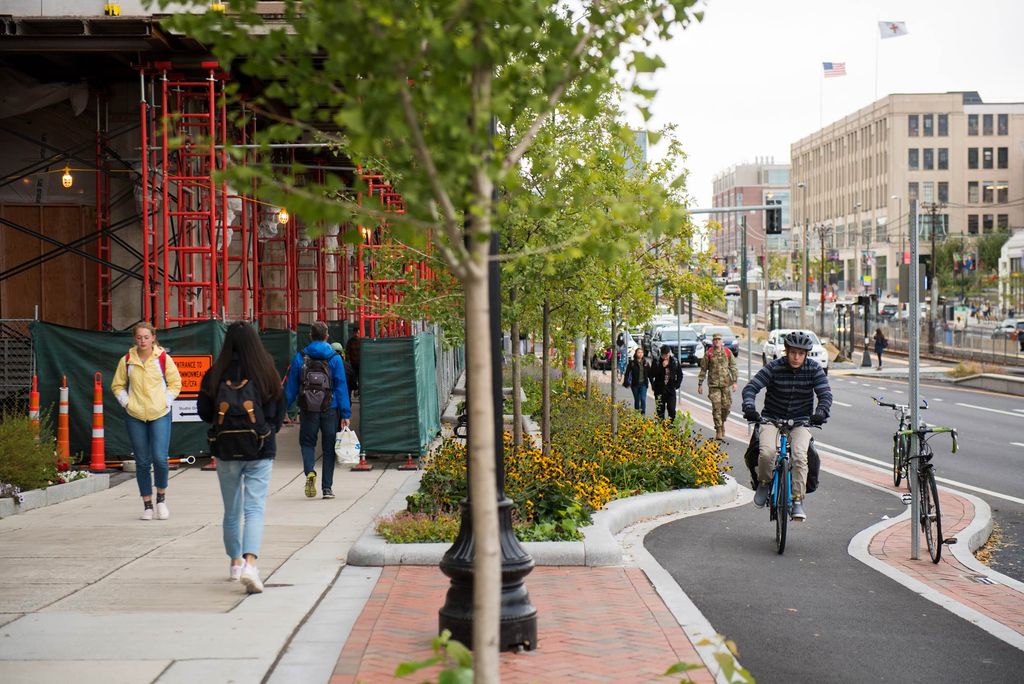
xmin=873 ymin=396 xmax=929 ymax=489
xmin=756 ymin=416 xmax=816 ymax=555
xmin=898 ymin=424 xmax=959 ymax=563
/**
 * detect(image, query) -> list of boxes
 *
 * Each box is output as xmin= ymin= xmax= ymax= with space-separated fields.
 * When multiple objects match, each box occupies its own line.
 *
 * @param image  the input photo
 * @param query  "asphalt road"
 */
xmin=644 ymin=466 xmax=1024 ymax=683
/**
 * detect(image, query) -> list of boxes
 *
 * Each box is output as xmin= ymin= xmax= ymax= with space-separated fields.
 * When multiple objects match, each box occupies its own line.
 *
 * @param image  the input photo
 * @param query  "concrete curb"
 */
xmin=347 ymin=475 xmax=738 ymax=567
xmin=0 ymin=473 xmax=110 ymax=518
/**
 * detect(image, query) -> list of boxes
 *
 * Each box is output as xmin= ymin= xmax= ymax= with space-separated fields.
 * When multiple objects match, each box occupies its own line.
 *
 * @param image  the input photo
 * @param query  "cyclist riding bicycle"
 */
xmin=741 ymin=330 xmax=833 ymax=521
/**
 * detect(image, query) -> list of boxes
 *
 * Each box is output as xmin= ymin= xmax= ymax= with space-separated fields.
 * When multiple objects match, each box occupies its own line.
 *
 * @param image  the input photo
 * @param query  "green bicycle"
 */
xmin=873 ymin=396 xmax=929 ymax=489
xmin=898 ymin=424 xmax=958 ymax=563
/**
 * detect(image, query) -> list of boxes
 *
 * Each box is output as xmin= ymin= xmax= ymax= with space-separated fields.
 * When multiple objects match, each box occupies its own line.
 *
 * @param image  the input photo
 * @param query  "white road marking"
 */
xmin=1014 ymin=408 xmax=1024 ymax=413
xmin=833 ymin=400 xmax=853 ymax=407
xmin=1011 ymin=442 xmax=1024 ymax=448
xmin=861 ymin=383 xmax=872 ymax=387
xmin=932 ymin=397 xmax=943 ymax=402
xmin=955 ymin=402 xmax=1024 ymax=419
xmin=893 ymin=389 xmax=904 ymax=394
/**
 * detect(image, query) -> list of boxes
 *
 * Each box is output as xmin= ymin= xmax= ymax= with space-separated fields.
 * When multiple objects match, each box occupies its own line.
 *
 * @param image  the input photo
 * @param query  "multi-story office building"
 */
xmin=790 ymin=92 xmax=1024 ymax=296
xmin=710 ymin=158 xmax=791 ymax=276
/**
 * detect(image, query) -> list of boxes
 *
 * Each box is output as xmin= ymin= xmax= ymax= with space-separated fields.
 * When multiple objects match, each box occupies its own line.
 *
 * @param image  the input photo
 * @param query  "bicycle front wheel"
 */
xmin=892 ymin=434 xmax=907 ymax=487
xmin=920 ymin=466 xmax=943 ymax=563
xmin=774 ymin=469 xmax=789 ymax=555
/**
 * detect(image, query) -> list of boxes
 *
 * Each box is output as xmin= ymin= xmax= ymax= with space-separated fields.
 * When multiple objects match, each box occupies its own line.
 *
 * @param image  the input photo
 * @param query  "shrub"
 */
xmin=376 ymin=511 xmax=461 ymax=543
xmin=0 ymin=413 xmax=59 ymax=495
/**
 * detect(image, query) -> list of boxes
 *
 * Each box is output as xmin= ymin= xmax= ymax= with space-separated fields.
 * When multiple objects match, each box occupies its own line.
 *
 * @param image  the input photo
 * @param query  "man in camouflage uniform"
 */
xmin=697 ymin=332 xmax=738 ymax=441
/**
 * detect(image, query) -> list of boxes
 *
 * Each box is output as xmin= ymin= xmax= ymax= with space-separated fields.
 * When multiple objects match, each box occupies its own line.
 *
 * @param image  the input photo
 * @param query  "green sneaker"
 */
xmin=304 ymin=472 xmax=317 ymax=498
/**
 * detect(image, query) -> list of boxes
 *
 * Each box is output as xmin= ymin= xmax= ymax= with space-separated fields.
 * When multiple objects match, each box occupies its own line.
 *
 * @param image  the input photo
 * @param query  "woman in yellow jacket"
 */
xmin=111 ymin=322 xmax=182 ymax=520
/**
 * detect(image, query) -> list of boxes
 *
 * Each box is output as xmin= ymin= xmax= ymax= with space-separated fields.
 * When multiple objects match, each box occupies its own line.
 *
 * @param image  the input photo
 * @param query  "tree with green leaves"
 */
xmin=163 ymin=0 xmax=703 ymax=676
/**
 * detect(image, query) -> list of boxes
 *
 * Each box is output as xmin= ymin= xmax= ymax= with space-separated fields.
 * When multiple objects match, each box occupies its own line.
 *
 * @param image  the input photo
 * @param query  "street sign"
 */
xmin=172 ymin=354 xmax=213 ymax=398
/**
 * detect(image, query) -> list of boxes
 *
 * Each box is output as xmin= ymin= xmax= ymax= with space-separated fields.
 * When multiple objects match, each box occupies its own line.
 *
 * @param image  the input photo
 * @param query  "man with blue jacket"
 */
xmin=285 ymin=321 xmax=351 ymax=499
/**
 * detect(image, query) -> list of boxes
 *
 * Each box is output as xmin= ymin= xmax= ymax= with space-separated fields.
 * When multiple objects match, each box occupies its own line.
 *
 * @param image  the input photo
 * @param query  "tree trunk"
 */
xmin=541 ymin=296 xmax=551 ymax=455
xmin=510 ymin=316 xmax=523 ymax=448
xmin=463 ymin=195 xmax=499 ymax=677
xmin=610 ymin=308 xmax=618 ymax=434
xmin=584 ymin=316 xmax=592 ymax=399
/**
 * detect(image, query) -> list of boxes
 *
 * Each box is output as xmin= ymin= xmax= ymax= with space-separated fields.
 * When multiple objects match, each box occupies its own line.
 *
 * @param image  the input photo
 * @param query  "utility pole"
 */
xmin=797 ymin=182 xmax=808 ymax=328
xmin=740 ymin=213 xmax=748 ymax=326
xmin=818 ymin=224 xmax=833 ymax=334
xmin=926 ymin=202 xmax=945 ymax=354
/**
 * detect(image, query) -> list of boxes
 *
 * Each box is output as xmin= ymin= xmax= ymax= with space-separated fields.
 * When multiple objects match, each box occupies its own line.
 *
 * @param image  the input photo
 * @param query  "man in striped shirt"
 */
xmin=741 ymin=331 xmax=832 ymax=521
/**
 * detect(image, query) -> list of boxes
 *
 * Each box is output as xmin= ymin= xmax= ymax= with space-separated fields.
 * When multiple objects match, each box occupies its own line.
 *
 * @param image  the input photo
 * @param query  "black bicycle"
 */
xmin=757 ymin=417 xmax=813 ymax=555
xmin=873 ymin=396 xmax=928 ymax=489
xmin=898 ymin=424 xmax=958 ymax=563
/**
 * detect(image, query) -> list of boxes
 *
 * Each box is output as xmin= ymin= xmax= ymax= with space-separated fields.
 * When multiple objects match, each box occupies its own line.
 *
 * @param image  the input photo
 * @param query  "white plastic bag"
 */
xmin=335 ymin=427 xmax=361 ymax=465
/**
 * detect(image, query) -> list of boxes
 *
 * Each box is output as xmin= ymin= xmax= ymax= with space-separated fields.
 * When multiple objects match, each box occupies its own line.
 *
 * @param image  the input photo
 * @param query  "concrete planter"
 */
xmin=0 ymin=473 xmax=110 ymax=518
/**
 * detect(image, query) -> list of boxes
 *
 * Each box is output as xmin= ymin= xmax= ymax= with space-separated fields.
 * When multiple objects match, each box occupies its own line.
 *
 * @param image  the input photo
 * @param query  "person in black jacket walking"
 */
xmin=873 ymin=328 xmax=888 ymax=370
xmin=741 ymin=331 xmax=832 ymax=522
xmin=650 ymin=344 xmax=684 ymax=422
xmin=198 ymin=322 xmax=286 ymax=594
xmin=622 ymin=347 xmax=651 ymax=414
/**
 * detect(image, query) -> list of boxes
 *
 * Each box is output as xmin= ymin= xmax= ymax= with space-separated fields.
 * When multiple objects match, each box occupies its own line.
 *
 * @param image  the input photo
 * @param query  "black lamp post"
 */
xmin=438 ymin=118 xmax=537 ymax=651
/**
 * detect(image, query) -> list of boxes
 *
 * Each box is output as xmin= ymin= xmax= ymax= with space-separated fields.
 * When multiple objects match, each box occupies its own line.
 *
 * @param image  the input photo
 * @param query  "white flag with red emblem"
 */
xmin=878 ymin=21 xmax=909 ymax=39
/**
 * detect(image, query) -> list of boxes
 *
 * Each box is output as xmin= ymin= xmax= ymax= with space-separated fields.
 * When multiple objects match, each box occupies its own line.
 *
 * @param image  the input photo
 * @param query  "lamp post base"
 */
xmin=439 ymin=497 xmax=537 ymax=652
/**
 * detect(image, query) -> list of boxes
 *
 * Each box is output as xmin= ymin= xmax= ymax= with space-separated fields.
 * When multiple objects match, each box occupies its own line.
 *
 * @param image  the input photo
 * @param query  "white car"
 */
xmin=723 ymin=284 xmax=741 ymax=297
xmin=652 ymin=326 xmax=705 ymax=366
xmin=761 ymin=329 xmax=829 ymax=374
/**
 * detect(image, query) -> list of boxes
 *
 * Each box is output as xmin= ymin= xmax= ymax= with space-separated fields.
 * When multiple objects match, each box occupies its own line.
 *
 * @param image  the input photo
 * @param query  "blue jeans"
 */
xmin=124 ymin=412 xmax=172 ymax=498
xmin=630 ymin=383 xmax=648 ymax=414
xmin=216 ymin=458 xmax=273 ymax=559
xmin=299 ymin=408 xmax=338 ymax=490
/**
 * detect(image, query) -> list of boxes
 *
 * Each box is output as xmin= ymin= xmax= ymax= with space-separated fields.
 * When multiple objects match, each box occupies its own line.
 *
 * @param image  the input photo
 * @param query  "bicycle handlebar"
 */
xmin=873 ymin=396 xmax=928 ymax=411
xmin=756 ymin=417 xmax=814 ymax=430
xmin=898 ymin=425 xmax=959 ymax=454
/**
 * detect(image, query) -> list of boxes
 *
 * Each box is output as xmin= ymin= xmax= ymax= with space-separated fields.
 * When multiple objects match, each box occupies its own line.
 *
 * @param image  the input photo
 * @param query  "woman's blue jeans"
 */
xmin=630 ymin=383 xmax=648 ymax=414
xmin=124 ymin=412 xmax=172 ymax=498
xmin=216 ymin=458 xmax=273 ymax=560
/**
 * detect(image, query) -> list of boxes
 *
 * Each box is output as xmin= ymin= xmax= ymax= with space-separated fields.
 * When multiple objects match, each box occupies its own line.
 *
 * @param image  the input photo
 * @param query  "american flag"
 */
xmin=823 ymin=62 xmax=846 ymax=78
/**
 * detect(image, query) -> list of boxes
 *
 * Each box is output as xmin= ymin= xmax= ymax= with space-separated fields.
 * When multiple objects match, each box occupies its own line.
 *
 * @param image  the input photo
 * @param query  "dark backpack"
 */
xmin=207 ymin=378 xmax=270 ymax=459
xmin=298 ymin=354 xmax=334 ymax=412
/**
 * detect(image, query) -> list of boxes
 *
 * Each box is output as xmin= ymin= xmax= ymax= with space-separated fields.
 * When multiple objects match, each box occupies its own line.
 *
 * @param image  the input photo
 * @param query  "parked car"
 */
xmin=652 ymin=326 xmax=705 ymax=366
xmin=761 ymin=329 xmax=829 ymax=374
xmin=689 ymin=322 xmax=712 ymax=339
xmin=698 ymin=325 xmax=740 ymax=357
xmin=778 ymin=298 xmax=801 ymax=310
xmin=992 ymin=319 xmax=1024 ymax=339
xmin=723 ymin=283 xmax=741 ymax=297
xmin=879 ymin=303 xmax=899 ymax=319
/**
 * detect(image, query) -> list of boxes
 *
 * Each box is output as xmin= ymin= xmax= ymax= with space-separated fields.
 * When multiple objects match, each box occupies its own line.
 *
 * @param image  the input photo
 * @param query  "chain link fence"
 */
xmin=0 ymin=319 xmax=34 ymax=418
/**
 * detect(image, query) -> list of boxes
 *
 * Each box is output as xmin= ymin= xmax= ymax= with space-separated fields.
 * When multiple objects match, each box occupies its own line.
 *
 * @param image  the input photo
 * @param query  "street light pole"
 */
xmin=818 ymin=224 xmax=833 ymax=334
xmin=797 ymin=182 xmax=808 ymax=328
xmin=853 ymin=201 xmax=862 ymax=294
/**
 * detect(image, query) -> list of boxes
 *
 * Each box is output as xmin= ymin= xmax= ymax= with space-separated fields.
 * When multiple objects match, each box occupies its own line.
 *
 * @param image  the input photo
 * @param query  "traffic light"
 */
xmin=765 ymin=200 xmax=782 ymax=234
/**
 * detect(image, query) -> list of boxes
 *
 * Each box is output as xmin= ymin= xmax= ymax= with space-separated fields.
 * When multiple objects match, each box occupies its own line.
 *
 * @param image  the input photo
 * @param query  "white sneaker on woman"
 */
xmin=240 ymin=564 xmax=263 ymax=594
xmin=156 ymin=502 xmax=170 ymax=520
xmin=230 ymin=562 xmax=244 ymax=581
xmin=140 ymin=507 xmax=154 ymax=521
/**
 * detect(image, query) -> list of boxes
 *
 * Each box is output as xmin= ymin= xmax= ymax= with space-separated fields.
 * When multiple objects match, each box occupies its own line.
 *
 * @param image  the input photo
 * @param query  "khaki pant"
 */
xmin=708 ymin=386 xmax=731 ymax=431
xmin=757 ymin=424 xmax=812 ymax=498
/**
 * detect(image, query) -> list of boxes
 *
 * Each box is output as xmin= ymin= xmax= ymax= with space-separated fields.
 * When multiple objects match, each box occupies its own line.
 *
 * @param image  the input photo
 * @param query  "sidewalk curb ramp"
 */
xmin=346 ymin=475 xmax=739 ymax=567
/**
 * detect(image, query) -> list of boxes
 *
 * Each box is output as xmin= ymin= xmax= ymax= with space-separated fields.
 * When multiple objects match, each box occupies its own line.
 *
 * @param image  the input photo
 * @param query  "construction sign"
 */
xmin=173 ymin=355 xmax=213 ymax=398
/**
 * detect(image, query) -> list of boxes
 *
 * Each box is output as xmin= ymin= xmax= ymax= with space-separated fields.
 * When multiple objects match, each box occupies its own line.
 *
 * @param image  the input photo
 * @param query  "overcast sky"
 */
xmin=644 ymin=0 xmax=1024 ymax=212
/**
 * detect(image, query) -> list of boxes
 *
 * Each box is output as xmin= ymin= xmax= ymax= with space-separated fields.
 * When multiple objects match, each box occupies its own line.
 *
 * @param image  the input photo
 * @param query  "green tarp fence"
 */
xmin=359 ymin=333 xmax=441 ymax=455
xmin=31 ymin=320 xmax=226 ymax=458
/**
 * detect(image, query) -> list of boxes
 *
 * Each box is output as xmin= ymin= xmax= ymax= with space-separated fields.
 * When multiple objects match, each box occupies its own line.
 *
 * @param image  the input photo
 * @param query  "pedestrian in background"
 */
xmin=622 ymin=347 xmax=651 ymax=415
xmin=345 ymin=331 xmax=361 ymax=396
xmin=331 ymin=342 xmax=356 ymax=404
xmin=697 ymin=332 xmax=738 ymax=441
xmin=111 ymin=322 xmax=182 ymax=521
xmin=650 ymin=344 xmax=683 ymax=422
xmin=285 ymin=321 xmax=351 ymax=499
xmin=873 ymin=328 xmax=888 ymax=370
xmin=198 ymin=322 xmax=285 ymax=594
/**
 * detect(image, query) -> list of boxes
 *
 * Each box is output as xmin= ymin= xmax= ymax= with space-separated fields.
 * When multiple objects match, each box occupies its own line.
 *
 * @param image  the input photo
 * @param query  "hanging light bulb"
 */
xmin=277 ymin=207 xmax=290 ymax=224
xmin=61 ymin=166 xmax=73 ymax=189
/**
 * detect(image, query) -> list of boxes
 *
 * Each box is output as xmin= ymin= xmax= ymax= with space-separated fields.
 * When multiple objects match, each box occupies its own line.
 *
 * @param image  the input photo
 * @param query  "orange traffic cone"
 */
xmin=57 ymin=376 xmax=70 ymax=467
xmin=28 ymin=375 xmax=40 ymax=432
xmin=89 ymin=372 xmax=106 ymax=472
xmin=350 ymin=449 xmax=373 ymax=471
xmin=397 ymin=453 xmax=418 ymax=471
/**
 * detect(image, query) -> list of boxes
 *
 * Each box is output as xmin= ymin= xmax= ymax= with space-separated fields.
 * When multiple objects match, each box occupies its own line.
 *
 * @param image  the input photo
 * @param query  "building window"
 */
xmin=836 ymin=225 xmax=845 ymax=246
xmin=998 ymin=183 xmax=1009 ymax=204
xmin=938 ymin=114 xmax=948 ymax=136
xmin=968 ymin=148 xmax=978 ymax=169
xmin=922 ymin=182 xmax=935 ymax=203
xmin=908 ymin=148 xmax=919 ymax=170
xmin=998 ymin=214 xmax=1009 ymax=230
xmin=937 ymin=148 xmax=948 ymax=170
xmin=922 ymin=114 xmax=933 ymax=136
xmin=983 ymin=214 xmax=994 ymax=234
xmin=983 ymin=114 xmax=993 ymax=135
xmin=908 ymin=115 xmax=919 ymax=136
xmin=908 ymin=182 xmax=919 ymax=201
xmin=998 ymin=113 xmax=1008 ymax=135
xmin=876 ymin=218 xmax=887 ymax=242
xmin=997 ymin=147 xmax=1008 ymax=169
xmin=968 ymin=181 xmax=979 ymax=203
xmin=983 ymin=147 xmax=994 ymax=169
xmin=968 ymin=114 xmax=978 ymax=135
xmin=938 ymin=182 xmax=949 ymax=203
xmin=982 ymin=182 xmax=994 ymax=204
xmin=923 ymin=148 xmax=934 ymax=170
xmin=968 ymin=215 xmax=979 ymax=235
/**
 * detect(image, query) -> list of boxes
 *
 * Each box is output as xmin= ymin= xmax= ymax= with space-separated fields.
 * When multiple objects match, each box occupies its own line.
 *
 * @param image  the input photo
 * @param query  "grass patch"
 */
xmin=946 ymin=360 xmax=1004 ymax=378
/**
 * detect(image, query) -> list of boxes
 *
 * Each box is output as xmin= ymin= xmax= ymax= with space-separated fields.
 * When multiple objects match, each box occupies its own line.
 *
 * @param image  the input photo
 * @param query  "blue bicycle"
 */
xmin=759 ymin=417 xmax=812 ymax=555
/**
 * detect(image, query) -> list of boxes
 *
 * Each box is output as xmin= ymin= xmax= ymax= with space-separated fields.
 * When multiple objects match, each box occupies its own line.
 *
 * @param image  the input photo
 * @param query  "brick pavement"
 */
xmin=331 ymin=566 xmax=713 ymax=684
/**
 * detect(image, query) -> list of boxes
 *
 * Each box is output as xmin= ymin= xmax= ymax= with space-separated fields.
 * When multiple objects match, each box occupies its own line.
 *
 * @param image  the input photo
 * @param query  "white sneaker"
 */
xmin=229 ymin=562 xmax=244 ymax=581
xmin=156 ymin=502 xmax=170 ymax=520
xmin=240 ymin=564 xmax=263 ymax=594
xmin=140 ymin=507 xmax=154 ymax=521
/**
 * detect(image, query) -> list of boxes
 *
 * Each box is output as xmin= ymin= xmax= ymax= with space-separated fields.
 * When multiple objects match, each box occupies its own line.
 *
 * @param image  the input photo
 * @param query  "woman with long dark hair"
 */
xmin=198 ymin=322 xmax=285 ymax=594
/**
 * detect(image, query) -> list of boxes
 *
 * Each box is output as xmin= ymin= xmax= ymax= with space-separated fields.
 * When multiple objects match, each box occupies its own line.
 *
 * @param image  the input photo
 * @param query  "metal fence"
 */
xmin=0 ymin=319 xmax=34 ymax=418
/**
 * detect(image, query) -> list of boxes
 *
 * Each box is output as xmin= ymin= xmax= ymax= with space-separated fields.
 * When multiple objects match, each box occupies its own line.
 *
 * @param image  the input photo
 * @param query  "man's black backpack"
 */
xmin=298 ymin=354 xmax=334 ymax=412
xmin=207 ymin=378 xmax=270 ymax=459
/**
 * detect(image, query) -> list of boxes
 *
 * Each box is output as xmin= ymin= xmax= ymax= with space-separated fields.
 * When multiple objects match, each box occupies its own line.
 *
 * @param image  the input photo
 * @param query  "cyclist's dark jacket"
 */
xmin=741 ymin=357 xmax=832 ymax=421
